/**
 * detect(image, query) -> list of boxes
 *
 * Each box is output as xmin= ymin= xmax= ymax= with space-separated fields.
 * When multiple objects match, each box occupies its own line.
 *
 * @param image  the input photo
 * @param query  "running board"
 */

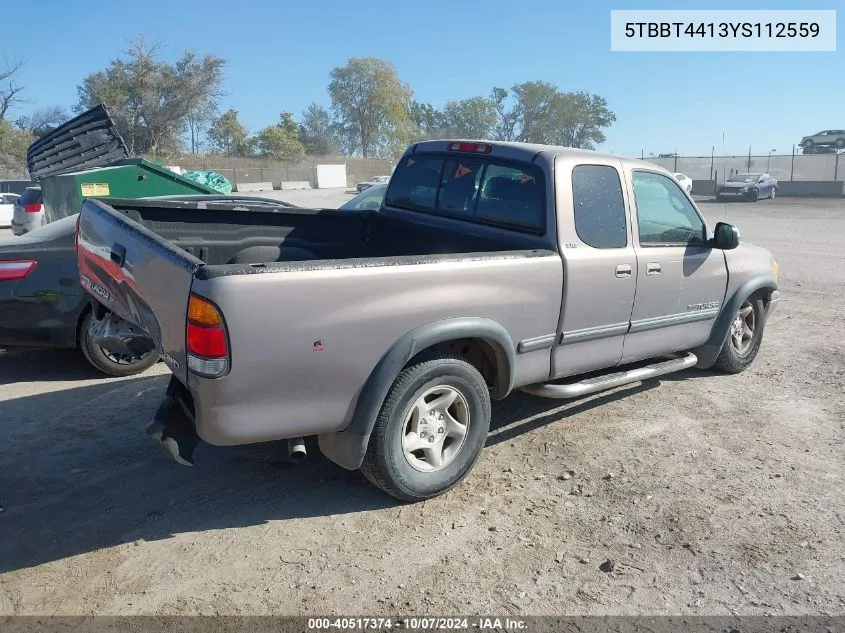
xmin=520 ymin=352 xmax=698 ymax=399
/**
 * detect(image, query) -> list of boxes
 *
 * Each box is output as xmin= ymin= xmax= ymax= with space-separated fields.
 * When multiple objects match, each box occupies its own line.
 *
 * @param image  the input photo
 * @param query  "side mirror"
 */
xmin=712 ymin=221 xmax=740 ymax=250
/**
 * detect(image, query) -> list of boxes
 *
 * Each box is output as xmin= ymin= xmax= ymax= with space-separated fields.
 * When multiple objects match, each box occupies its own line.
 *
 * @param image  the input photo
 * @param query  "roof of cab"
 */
xmin=407 ymin=139 xmax=668 ymax=173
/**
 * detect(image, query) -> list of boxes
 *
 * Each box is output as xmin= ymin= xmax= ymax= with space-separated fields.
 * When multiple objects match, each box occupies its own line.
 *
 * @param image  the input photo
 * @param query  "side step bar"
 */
xmin=520 ymin=352 xmax=698 ymax=399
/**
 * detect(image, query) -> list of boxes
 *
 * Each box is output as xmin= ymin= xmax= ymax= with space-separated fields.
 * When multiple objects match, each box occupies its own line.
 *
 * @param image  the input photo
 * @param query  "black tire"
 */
xmin=750 ymin=189 xmax=759 ymax=202
xmin=713 ymin=295 xmax=766 ymax=374
xmin=802 ymin=140 xmax=814 ymax=153
xmin=770 ymin=186 xmax=777 ymax=199
xmin=78 ymin=312 xmax=160 ymax=377
xmin=834 ymin=138 xmax=845 ymax=149
xmin=360 ymin=352 xmax=491 ymax=502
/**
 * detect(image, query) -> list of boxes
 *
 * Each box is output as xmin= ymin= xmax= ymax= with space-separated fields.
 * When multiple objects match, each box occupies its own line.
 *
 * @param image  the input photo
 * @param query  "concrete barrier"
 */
xmin=775 ymin=181 xmax=843 ymax=197
xmin=235 ymin=181 xmax=273 ymax=192
xmin=280 ymin=181 xmax=312 ymax=190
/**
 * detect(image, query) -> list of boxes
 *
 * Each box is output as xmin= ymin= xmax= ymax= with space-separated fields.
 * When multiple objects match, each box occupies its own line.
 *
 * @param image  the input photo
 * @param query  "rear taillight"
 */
xmin=186 ymin=294 xmax=230 ymax=378
xmin=23 ymin=204 xmax=43 ymax=213
xmin=0 ymin=260 xmax=37 ymax=281
xmin=447 ymin=142 xmax=492 ymax=153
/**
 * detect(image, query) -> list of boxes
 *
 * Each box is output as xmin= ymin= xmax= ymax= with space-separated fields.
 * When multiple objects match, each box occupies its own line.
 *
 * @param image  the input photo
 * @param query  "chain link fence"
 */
xmin=643 ymin=152 xmax=843 ymax=183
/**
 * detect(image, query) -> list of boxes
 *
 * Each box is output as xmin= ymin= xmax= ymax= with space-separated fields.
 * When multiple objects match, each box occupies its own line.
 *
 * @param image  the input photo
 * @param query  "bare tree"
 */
xmin=0 ymin=57 xmax=27 ymax=121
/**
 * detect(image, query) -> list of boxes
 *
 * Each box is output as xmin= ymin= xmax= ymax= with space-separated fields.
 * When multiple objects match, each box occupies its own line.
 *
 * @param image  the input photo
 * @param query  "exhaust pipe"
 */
xmin=287 ymin=437 xmax=307 ymax=463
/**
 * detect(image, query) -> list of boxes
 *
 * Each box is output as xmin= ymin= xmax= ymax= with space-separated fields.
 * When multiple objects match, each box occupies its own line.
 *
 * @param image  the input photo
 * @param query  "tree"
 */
xmin=442 ymin=96 xmax=497 ymax=139
xmin=299 ymin=103 xmax=341 ymax=156
xmin=14 ymin=106 xmax=70 ymax=137
xmin=409 ymin=101 xmax=447 ymax=139
xmin=75 ymin=37 xmax=226 ymax=156
xmin=328 ymin=57 xmax=413 ymax=158
xmin=0 ymin=57 xmax=27 ymax=121
xmin=184 ymin=101 xmax=218 ymax=154
xmin=549 ymin=91 xmax=616 ymax=149
xmin=0 ymin=119 xmax=34 ymax=173
xmin=491 ymin=81 xmax=615 ymax=149
xmin=207 ymin=108 xmax=251 ymax=156
xmin=255 ymin=112 xmax=304 ymax=160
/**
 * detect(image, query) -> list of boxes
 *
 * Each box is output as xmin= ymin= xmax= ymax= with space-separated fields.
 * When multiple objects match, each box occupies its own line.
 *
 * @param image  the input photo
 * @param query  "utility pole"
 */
xmin=790 ymin=144 xmax=796 ymax=181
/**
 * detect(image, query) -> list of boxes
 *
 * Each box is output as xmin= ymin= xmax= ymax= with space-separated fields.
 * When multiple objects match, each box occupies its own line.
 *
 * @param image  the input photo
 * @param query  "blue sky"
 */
xmin=2 ymin=0 xmax=841 ymax=157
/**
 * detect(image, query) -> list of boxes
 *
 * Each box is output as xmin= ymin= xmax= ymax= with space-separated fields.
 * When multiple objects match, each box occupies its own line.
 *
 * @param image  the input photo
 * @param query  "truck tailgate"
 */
xmin=76 ymin=198 xmax=202 ymax=382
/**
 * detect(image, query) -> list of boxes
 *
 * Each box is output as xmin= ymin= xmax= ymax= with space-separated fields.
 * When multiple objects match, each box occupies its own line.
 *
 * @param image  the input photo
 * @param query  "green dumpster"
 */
xmin=40 ymin=158 xmax=222 ymax=223
xmin=26 ymin=104 xmax=232 ymax=224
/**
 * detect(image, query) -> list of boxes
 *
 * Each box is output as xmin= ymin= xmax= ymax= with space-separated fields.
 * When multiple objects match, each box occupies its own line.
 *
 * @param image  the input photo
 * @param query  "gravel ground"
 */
xmin=0 ymin=196 xmax=843 ymax=617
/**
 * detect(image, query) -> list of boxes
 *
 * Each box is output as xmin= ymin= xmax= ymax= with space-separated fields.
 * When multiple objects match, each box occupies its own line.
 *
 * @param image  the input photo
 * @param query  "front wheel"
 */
xmin=713 ymin=296 xmax=765 ymax=374
xmin=360 ymin=352 xmax=491 ymax=502
xmin=79 ymin=312 xmax=160 ymax=377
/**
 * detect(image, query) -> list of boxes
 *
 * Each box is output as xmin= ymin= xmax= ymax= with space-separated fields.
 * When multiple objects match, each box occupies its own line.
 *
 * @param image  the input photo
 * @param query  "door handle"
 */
xmin=615 ymin=264 xmax=632 ymax=278
xmin=110 ymin=243 xmax=126 ymax=267
xmin=646 ymin=262 xmax=661 ymax=275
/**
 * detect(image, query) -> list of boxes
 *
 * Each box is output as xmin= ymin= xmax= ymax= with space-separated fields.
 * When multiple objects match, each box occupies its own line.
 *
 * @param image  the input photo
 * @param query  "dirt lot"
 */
xmin=0 ymin=196 xmax=843 ymax=617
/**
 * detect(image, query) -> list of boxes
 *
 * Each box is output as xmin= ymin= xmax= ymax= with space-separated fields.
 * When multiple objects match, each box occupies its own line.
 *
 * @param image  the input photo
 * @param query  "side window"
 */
xmin=571 ymin=164 xmax=628 ymax=248
xmin=475 ymin=163 xmax=544 ymax=231
xmin=632 ymin=171 xmax=707 ymax=246
xmin=384 ymin=155 xmax=445 ymax=212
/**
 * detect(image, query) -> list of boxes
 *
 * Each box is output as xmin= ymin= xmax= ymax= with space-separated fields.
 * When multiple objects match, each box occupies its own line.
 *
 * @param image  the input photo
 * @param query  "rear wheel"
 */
xmin=834 ymin=138 xmax=845 ymax=149
xmin=360 ymin=352 xmax=491 ymax=502
xmin=78 ymin=312 xmax=160 ymax=377
xmin=770 ymin=186 xmax=777 ymax=199
xmin=713 ymin=296 xmax=765 ymax=374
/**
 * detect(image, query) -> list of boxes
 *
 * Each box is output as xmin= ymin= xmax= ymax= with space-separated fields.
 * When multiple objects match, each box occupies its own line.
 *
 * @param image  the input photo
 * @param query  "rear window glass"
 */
xmin=384 ymin=154 xmax=544 ymax=233
xmin=19 ymin=188 xmax=42 ymax=205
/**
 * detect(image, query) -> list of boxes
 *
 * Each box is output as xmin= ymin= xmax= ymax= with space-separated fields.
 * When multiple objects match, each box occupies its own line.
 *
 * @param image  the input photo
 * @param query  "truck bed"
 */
xmin=105 ymin=198 xmax=551 ymax=269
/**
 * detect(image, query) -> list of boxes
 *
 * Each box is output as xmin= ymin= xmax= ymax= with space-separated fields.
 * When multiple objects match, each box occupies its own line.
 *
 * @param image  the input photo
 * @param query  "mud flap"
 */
xmin=146 ymin=376 xmax=200 ymax=466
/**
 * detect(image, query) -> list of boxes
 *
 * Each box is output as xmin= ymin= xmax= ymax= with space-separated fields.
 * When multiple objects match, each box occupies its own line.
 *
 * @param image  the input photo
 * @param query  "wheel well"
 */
xmin=409 ymin=338 xmax=502 ymax=395
xmin=757 ymin=287 xmax=776 ymax=309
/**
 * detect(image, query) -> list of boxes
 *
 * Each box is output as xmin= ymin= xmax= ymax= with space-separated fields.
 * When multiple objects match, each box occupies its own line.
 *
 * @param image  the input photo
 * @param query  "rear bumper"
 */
xmin=11 ymin=212 xmax=44 ymax=235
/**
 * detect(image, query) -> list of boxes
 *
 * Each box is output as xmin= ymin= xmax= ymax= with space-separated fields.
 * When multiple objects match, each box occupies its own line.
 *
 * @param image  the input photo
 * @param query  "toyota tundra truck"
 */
xmin=75 ymin=140 xmax=781 ymax=502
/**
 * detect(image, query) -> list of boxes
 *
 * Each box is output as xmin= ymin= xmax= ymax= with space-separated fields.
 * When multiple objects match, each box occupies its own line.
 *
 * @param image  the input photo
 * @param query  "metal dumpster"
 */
xmin=39 ymin=158 xmax=220 ymax=223
xmin=26 ymin=104 xmax=221 ymax=223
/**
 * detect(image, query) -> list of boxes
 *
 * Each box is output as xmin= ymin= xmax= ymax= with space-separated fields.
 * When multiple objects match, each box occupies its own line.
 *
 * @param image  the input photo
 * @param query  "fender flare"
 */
xmin=693 ymin=274 xmax=778 ymax=369
xmin=318 ymin=317 xmax=516 ymax=470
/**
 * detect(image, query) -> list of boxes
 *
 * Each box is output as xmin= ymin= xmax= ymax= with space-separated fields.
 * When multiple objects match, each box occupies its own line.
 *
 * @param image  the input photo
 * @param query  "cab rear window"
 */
xmin=384 ymin=154 xmax=545 ymax=233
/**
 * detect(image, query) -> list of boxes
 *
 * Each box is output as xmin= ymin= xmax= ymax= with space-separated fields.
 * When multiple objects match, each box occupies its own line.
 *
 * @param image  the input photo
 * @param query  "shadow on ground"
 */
xmin=0 ymin=363 xmax=711 ymax=574
xmin=0 ymin=347 xmax=106 ymax=386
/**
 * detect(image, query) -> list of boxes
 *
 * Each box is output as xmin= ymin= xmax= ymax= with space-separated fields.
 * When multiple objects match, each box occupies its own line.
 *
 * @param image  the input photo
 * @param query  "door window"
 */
xmin=571 ymin=164 xmax=628 ymax=248
xmin=632 ymin=171 xmax=707 ymax=246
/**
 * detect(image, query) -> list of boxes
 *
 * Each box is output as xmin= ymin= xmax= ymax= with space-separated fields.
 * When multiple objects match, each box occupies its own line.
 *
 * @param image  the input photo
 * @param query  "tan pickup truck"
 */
xmin=76 ymin=140 xmax=781 ymax=501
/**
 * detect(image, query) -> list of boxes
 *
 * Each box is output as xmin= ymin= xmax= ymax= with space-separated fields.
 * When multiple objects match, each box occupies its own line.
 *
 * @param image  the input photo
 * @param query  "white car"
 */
xmin=356 ymin=175 xmax=391 ymax=193
xmin=0 ymin=193 xmax=20 ymax=228
xmin=673 ymin=172 xmax=693 ymax=194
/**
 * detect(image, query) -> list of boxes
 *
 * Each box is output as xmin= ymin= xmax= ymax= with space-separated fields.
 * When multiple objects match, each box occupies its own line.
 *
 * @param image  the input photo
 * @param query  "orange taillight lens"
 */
xmin=188 ymin=295 xmax=222 ymax=327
